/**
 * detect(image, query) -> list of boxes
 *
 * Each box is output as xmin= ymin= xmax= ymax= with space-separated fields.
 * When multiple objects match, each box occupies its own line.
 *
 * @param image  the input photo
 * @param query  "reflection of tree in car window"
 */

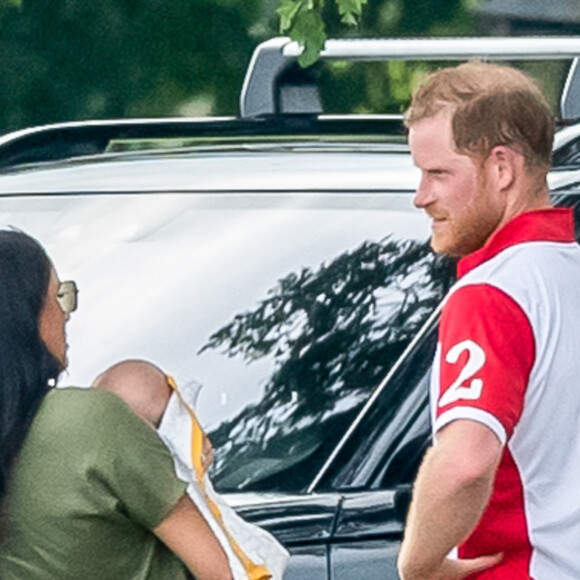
xmin=202 ymin=236 xmax=455 ymax=493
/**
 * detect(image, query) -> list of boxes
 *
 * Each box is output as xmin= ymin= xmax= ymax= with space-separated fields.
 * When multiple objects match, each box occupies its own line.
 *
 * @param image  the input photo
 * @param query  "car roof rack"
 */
xmin=4 ymin=36 xmax=580 ymax=171
xmin=240 ymin=36 xmax=580 ymax=121
xmin=0 ymin=115 xmax=405 ymax=171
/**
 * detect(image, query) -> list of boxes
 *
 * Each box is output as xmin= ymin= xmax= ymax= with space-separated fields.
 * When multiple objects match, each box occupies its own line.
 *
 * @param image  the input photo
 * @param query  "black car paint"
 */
xmin=236 ymin=192 xmax=580 ymax=580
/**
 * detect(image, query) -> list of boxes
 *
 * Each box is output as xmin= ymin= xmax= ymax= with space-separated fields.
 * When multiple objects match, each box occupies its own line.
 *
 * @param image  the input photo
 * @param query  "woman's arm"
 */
xmin=154 ymin=494 xmax=233 ymax=580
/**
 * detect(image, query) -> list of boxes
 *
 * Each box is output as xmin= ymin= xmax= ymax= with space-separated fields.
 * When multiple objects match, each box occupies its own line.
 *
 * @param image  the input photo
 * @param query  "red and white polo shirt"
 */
xmin=432 ymin=208 xmax=580 ymax=579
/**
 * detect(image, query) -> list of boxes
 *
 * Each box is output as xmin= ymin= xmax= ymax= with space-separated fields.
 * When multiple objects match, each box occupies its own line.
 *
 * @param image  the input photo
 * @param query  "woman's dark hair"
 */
xmin=0 ymin=230 xmax=62 ymax=504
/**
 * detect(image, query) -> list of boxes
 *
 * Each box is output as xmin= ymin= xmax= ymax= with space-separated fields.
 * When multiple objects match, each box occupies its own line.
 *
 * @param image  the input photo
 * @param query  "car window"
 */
xmin=552 ymin=191 xmax=580 ymax=241
xmin=553 ymin=137 xmax=580 ymax=168
xmin=0 ymin=189 xmax=448 ymax=492
xmin=326 ymin=190 xmax=580 ymax=493
xmin=313 ymin=321 xmax=439 ymax=492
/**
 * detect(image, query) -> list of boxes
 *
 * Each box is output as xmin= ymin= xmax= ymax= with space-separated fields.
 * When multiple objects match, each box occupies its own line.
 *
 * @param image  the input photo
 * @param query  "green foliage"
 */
xmin=278 ymin=0 xmax=367 ymax=67
xmin=288 ymin=4 xmax=326 ymax=67
xmin=0 ymin=0 xmax=277 ymax=133
xmin=0 ymin=0 xmax=481 ymax=132
xmin=338 ymin=0 xmax=368 ymax=26
xmin=316 ymin=0 xmax=477 ymax=114
xmin=277 ymin=0 xmax=303 ymax=31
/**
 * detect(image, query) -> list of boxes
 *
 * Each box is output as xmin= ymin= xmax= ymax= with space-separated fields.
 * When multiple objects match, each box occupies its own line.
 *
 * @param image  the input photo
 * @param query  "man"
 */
xmin=397 ymin=61 xmax=580 ymax=579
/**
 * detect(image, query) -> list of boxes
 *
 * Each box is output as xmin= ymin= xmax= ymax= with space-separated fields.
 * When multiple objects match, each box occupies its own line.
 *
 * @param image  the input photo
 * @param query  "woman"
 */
xmin=0 ymin=230 xmax=232 ymax=580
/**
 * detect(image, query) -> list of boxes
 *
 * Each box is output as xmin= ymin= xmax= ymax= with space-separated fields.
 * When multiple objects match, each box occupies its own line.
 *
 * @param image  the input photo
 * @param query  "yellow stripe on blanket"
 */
xmin=167 ymin=376 xmax=272 ymax=580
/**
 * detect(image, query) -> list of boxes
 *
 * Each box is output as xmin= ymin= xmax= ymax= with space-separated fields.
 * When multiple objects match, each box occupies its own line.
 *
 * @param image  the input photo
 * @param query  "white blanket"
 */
xmin=158 ymin=383 xmax=289 ymax=580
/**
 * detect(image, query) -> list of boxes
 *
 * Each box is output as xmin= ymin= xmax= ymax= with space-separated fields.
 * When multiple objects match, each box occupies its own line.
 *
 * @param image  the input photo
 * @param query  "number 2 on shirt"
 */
xmin=438 ymin=339 xmax=486 ymax=407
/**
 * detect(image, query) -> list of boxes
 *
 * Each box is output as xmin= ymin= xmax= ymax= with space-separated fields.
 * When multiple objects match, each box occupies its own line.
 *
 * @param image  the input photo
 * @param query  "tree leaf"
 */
xmin=337 ymin=0 xmax=368 ymax=26
xmin=289 ymin=7 xmax=326 ymax=67
xmin=277 ymin=0 xmax=304 ymax=34
xmin=340 ymin=11 xmax=358 ymax=26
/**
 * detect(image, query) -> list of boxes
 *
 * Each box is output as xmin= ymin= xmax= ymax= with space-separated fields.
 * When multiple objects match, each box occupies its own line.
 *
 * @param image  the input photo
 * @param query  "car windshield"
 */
xmin=0 ymin=189 xmax=450 ymax=492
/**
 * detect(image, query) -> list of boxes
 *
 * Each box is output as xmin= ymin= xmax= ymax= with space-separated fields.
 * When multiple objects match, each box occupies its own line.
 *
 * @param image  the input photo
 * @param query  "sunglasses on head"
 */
xmin=57 ymin=280 xmax=78 ymax=315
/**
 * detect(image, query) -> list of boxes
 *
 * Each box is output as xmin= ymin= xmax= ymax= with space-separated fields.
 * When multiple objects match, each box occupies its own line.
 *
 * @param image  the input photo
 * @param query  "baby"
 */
xmin=92 ymin=359 xmax=171 ymax=427
xmin=92 ymin=360 xmax=213 ymax=468
xmin=92 ymin=359 xmax=288 ymax=580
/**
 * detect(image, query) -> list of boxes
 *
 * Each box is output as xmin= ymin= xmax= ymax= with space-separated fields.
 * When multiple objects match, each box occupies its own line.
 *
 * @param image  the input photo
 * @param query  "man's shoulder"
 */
xmin=452 ymin=239 xmax=580 ymax=301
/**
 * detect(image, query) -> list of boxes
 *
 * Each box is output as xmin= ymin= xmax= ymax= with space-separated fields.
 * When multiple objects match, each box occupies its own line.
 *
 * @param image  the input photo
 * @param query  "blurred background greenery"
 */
xmin=0 ymin=0 xmax=578 ymax=134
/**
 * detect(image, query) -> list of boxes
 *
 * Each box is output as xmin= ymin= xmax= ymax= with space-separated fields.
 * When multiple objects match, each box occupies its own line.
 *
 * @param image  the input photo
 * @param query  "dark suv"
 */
xmin=2 ymin=36 xmax=580 ymax=580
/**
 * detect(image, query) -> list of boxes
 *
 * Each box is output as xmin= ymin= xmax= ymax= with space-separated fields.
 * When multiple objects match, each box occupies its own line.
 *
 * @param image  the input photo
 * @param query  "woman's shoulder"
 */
xmin=30 ymin=387 xmax=167 ymax=464
xmin=39 ymin=387 xmax=141 ymax=430
xmin=46 ymin=386 xmax=127 ymax=408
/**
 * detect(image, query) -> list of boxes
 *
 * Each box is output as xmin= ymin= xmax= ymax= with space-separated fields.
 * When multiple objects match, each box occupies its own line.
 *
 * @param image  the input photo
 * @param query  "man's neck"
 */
xmin=496 ymin=175 xmax=551 ymax=233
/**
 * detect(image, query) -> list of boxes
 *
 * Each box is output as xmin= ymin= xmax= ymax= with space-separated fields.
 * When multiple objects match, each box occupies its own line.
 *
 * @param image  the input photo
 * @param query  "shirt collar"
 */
xmin=457 ymin=208 xmax=575 ymax=278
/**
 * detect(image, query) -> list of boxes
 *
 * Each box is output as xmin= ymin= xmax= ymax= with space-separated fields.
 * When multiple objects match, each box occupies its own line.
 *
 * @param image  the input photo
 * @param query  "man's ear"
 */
xmin=487 ymin=145 xmax=517 ymax=191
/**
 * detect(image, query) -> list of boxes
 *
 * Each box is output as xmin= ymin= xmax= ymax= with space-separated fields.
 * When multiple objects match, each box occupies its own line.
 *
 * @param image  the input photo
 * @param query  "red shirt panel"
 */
xmin=437 ymin=284 xmax=535 ymax=439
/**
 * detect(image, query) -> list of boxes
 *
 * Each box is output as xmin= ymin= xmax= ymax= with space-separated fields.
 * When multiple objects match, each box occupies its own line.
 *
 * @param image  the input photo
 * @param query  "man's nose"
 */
xmin=413 ymin=177 xmax=435 ymax=209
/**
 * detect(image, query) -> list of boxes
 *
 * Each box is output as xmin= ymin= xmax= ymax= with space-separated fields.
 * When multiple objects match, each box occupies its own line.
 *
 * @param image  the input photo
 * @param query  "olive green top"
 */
xmin=0 ymin=387 xmax=188 ymax=580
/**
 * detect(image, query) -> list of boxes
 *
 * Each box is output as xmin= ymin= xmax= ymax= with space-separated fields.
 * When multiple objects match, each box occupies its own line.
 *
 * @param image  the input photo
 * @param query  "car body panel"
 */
xmin=0 ymin=146 xmax=417 ymax=194
xmin=2 ymin=98 xmax=580 ymax=580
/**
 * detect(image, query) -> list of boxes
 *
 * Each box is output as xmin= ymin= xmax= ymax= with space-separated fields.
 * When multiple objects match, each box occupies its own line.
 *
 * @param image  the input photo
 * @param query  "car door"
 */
xmin=231 ymin=320 xmax=440 ymax=580
xmin=323 ymin=187 xmax=580 ymax=580
xmin=236 ymin=492 xmax=341 ymax=580
xmin=307 ymin=322 xmax=439 ymax=580
xmin=330 ymin=489 xmax=406 ymax=580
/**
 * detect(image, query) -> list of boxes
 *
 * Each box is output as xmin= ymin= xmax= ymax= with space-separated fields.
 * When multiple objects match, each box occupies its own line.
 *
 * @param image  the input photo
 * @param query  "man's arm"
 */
xmin=154 ymin=494 xmax=233 ymax=580
xmin=397 ymin=420 xmax=503 ymax=580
